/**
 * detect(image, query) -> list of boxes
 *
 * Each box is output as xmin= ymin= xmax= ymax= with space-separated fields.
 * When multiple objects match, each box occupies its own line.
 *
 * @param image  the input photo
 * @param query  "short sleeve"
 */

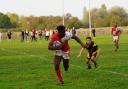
xmin=65 ymin=32 xmax=73 ymax=38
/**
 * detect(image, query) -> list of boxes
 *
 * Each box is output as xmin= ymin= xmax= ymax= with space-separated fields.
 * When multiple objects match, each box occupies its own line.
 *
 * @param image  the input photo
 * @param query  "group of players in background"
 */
xmin=48 ymin=24 xmax=121 ymax=85
xmin=0 ymin=28 xmax=76 ymax=42
xmin=20 ymin=28 xmax=53 ymax=42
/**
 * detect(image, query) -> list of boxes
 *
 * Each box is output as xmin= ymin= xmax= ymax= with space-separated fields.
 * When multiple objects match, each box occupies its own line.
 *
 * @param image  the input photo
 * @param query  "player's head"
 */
xmin=57 ymin=25 xmax=65 ymax=38
xmin=86 ymin=37 xmax=92 ymax=45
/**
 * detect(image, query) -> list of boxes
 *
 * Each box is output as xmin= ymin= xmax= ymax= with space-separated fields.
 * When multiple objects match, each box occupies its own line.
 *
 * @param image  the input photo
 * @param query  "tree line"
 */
xmin=83 ymin=4 xmax=128 ymax=28
xmin=0 ymin=12 xmax=81 ymax=31
xmin=0 ymin=4 xmax=128 ymax=31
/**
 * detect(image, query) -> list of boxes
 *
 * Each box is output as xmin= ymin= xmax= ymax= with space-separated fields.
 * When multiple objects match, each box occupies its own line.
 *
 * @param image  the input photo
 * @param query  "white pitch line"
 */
xmin=29 ymin=54 xmax=48 ymax=61
xmin=70 ymin=64 xmax=128 ymax=77
xmin=107 ymin=70 xmax=128 ymax=77
xmin=0 ymin=48 xmax=5 ymax=51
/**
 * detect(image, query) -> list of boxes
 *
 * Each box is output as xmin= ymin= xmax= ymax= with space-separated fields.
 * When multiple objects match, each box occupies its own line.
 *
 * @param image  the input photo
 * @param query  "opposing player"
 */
xmin=77 ymin=37 xmax=99 ymax=69
xmin=111 ymin=24 xmax=121 ymax=51
xmin=48 ymin=25 xmax=85 ymax=85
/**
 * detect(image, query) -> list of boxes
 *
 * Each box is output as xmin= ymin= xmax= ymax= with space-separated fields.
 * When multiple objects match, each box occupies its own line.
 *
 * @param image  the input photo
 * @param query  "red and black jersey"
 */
xmin=85 ymin=41 xmax=98 ymax=54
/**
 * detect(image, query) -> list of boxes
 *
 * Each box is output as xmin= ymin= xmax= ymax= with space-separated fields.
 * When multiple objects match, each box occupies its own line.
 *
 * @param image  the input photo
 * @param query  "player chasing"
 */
xmin=77 ymin=37 xmax=99 ymax=69
xmin=48 ymin=25 xmax=85 ymax=85
xmin=111 ymin=24 xmax=121 ymax=51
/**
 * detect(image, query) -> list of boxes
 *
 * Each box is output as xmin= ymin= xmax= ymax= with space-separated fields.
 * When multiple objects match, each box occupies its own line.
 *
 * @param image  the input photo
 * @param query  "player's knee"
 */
xmin=91 ymin=59 xmax=95 ymax=62
xmin=91 ymin=56 xmax=95 ymax=61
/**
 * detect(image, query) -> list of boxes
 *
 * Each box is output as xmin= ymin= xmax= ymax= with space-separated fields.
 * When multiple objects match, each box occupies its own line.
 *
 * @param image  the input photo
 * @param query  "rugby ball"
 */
xmin=53 ymin=41 xmax=61 ymax=47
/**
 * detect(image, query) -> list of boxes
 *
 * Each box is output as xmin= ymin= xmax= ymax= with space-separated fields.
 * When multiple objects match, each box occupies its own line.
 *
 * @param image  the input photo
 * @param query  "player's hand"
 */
xmin=83 ymin=44 xmax=87 ymax=48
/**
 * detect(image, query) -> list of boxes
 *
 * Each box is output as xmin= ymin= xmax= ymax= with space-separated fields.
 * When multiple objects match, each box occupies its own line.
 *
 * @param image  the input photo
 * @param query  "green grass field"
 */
xmin=0 ymin=35 xmax=128 ymax=89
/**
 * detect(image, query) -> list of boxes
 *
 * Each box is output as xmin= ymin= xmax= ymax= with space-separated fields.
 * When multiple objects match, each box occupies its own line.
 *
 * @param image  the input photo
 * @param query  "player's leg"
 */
xmin=35 ymin=36 xmax=37 ymax=41
xmin=91 ymin=55 xmax=97 ymax=68
xmin=46 ymin=36 xmax=48 ymax=41
xmin=114 ymin=40 xmax=118 ymax=51
xmin=116 ymin=40 xmax=119 ymax=48
xmin=114 ymin=38 xmax=116 ymax=46
xmin=113 ymin=36 xmax=116 ymax=49
xmin=54 ymin=55 xmax=64 ymax=84
xmin=87 ymin=59 xmax=91 ymax=69
xmin=32 ymin=36 xmax=34 ymax=41
xmin=48 ymin=36 xmax=49 ymax=40
xmin=113 ymin=36 xmax=119 ymax=51
xmin=63 ymin=59 xmax=69 ymax=71
xmin=62 ymin=52 xmax=70 ymax=71
xmin=86 ymin=53 xmax=91 ymax=69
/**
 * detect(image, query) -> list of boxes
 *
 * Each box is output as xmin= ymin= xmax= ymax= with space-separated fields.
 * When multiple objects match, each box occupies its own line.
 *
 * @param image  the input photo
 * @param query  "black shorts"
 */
xmin=86 ymin=52 xmax=97 ymax=59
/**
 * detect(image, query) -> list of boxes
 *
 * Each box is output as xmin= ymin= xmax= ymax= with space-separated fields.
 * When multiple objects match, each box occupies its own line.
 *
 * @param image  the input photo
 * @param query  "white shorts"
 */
xmin=113 ymin=36 xmax=119 ymax=41
xmin=54 ymin=50 xmax=70 ymax=59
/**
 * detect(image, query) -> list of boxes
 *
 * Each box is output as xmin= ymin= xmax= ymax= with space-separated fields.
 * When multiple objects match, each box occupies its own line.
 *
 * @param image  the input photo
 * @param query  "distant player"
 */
xmin=111 ymin=25 xmax=121 ymax=51
xmin=48 ymin=25 xmax=85 ymax=85
xmin=31 ymin=29 xmax=37 ymax=42
xmin=21 ymin=30 xmax=25 ymax=42
xmin=77 ymin=37 xmax=99 ymax=69
xmin=38 ymin=30 xmax=42 ymax=40
xmin=7 ymin=31 xmax=12 ymax=40
xmin=45 ymin=29 xmax=50 ymax=41
xmin=91 ymin=28 xmax=96 ymax=37
xmin=25 ymin=30 xmax=29 ymax=41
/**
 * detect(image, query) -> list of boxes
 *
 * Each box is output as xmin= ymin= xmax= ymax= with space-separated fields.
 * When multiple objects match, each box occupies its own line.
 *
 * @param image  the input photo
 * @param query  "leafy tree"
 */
xmin=7 ymin=13 xmax=19 ymax=28
xmin=0 ymin=12 xmax=12 ymax=28
xmin=108 ymin=6 xmax=128 ymax=26
xmin=83 ymin=4 xmax=128 ymax=27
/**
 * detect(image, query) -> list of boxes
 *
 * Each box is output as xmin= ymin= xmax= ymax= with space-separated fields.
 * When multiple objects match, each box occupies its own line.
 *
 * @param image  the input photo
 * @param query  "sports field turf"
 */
xmin=0 ymin=34 xmax=128 ymax=89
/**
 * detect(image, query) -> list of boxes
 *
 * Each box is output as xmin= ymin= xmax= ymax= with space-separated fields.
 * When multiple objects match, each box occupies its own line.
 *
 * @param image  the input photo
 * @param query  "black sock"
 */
xmin=94 ymin=61 xmax=97 ymax=68
xmin=88 ymin=64 xmax=91 ymax=69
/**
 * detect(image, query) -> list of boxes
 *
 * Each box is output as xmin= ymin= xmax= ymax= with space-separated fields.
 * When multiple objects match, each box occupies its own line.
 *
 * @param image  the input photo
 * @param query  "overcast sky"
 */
xmin=0 ymin=0 xmax=127 ymax=19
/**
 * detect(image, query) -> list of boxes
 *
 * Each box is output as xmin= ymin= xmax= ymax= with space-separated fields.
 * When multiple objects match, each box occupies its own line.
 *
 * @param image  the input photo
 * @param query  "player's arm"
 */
xmin=72 ymin=35 xmax=85 ymax=48
xmin=48 ymin=42 xmax=62 ymax=50
xmin=77 ymin=47 xmax=84 ymax=57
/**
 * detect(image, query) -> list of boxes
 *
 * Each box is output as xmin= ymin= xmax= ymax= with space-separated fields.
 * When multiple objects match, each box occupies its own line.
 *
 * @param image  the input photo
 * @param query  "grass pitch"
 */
xmin=0 ymin=35 xmax=128 ymax=89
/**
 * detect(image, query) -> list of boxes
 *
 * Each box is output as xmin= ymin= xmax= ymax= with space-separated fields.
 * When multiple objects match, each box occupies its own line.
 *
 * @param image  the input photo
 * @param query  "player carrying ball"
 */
xmin=48 ymin=25 xmax=85 ymax=85
xmin=78 ymin=37 xmax=99 ymax=69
